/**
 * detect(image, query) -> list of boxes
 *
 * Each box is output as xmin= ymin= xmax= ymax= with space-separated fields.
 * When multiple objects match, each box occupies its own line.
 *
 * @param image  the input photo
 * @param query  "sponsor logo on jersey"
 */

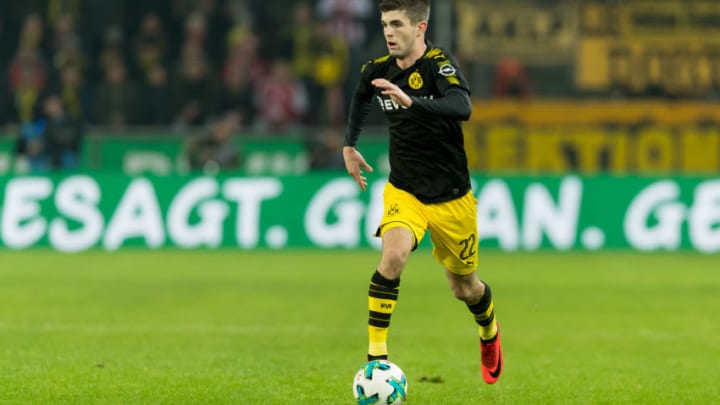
xmin=408 ymin=71 xmax=423 ymax=90
xmin=439 ymin=64 xmax=456 ymax=77
xmin=376 ymin=95 xmax=434 ymax=112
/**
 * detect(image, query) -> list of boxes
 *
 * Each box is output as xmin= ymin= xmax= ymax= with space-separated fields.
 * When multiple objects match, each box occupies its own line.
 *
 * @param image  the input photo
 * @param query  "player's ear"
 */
xmin=417 ymin=20 xmax=428 ymax=36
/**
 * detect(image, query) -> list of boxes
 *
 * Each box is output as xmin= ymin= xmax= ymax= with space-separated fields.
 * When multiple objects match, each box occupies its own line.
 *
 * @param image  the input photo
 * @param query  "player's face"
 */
xmin=381 ymin=10 xmax=423 ymax=60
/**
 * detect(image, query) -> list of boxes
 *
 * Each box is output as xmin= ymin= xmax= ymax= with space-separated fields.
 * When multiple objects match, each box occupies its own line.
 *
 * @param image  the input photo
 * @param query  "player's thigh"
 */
xmin=375 ymin=182 xmax=429 ymax=250
xmin=427 ymin=191 xmax=478 ymax=275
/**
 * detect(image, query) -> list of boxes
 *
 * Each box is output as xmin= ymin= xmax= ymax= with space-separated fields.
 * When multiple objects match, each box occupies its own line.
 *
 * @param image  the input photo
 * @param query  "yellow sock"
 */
xmin=368 ymin=327 xmax=389 ymax=358
xmin=367 ymin=270 xmax=400 ymax=359
xmin=467 ymin=282 xmax=498 ymax=342
xmin=478 ymin=318 xmax=498 ymax=342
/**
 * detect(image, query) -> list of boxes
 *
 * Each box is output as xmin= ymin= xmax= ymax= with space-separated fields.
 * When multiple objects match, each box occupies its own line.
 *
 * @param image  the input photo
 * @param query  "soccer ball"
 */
xmin=352 ymin=360 xmax=408 ymax=405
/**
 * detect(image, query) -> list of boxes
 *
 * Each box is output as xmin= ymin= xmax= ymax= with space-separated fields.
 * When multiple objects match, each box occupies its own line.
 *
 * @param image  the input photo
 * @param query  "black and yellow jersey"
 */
xmin=345 ymin=41 xmax=473 ymax=204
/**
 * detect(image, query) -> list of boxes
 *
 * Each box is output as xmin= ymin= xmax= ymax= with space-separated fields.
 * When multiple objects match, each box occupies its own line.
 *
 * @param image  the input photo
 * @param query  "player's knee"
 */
xmin=450 ymin=280 xmax=482 ymax=304
xmin=380 ymin=247 xmax=409 ymax=276
xmin=450 ymin=285 xmax=471 ymax=303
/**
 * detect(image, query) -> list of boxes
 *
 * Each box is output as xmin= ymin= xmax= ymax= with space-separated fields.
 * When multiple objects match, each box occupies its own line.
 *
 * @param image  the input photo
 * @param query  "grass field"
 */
xmin=1 ymin=249 xmax=719 ymax=404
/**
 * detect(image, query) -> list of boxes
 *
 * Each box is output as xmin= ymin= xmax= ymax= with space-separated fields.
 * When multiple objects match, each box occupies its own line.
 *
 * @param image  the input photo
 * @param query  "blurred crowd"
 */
xmin=0 ymin=0 xmax=382 ymax=170
xmin=7 ymin=1 xmax=714 ymax=173
xmin=0 ymin=0 xmax=381 ymax=129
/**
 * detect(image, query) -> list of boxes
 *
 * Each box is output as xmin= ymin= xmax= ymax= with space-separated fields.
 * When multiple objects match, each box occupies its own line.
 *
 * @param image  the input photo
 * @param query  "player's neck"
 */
xmin=396 ymin=40 xmax=427 ymax=70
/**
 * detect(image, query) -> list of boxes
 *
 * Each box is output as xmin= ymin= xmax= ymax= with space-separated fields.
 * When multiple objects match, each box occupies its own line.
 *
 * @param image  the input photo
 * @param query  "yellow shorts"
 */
xmin=375 ymin=182 xmax=478 ymax=275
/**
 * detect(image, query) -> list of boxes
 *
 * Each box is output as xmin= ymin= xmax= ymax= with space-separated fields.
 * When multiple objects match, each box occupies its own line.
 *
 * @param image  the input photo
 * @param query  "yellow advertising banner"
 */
xmin=467 ymin=101 xmax=720 ymax=173
xmin=577 ymin=1 xmax=720 ymax=94
xmin=470 ymin=100 xmax=720 ymax=125
xmin=455 ymin=0 xmax=578 ymax=64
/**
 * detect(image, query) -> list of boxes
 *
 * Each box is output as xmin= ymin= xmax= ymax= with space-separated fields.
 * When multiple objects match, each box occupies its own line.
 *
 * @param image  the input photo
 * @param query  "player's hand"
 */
xmin=372 ymin=79 xmax=413 ymax=108
xmin=343 ymin=146 xmax=373 ymax=191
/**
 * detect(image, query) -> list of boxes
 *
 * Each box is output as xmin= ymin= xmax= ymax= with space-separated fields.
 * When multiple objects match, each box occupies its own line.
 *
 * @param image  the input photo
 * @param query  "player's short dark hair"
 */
xmin=379 ymin=0 xmax=430 ymax=24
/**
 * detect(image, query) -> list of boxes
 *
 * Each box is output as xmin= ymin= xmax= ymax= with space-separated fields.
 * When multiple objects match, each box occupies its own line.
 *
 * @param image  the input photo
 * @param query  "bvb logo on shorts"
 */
xmin=408 ymin=71 xmax=423 ymax=90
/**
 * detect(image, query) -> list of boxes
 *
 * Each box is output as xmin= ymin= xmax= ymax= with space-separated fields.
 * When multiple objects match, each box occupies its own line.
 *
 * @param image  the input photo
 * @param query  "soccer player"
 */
xmin=342 ymin=0 xmax=503 ymax=384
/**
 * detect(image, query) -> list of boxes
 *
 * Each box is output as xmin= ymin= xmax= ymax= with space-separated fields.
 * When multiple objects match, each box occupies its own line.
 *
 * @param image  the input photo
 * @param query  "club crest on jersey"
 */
xmin=408 ymin=71 xmax=423 ymax=90
xmin=439 ymin=64 xmax=456 ymax=77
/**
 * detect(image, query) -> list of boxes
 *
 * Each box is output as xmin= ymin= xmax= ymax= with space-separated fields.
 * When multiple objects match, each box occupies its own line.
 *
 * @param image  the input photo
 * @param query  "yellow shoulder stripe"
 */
xmin=362 ymin=55 xmax=391 ymax=72
xmin=424 ymin=48 xmax=444 ymax=59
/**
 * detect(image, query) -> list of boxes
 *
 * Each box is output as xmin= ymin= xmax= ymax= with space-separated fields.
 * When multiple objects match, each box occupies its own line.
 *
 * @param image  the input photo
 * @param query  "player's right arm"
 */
xmin=343 ymin=146 xmax=373 ymax=191
xmin=344 ymin=61 xmax=377 ymax=191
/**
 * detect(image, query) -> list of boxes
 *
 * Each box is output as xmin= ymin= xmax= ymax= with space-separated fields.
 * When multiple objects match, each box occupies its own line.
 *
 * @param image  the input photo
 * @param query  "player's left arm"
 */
xmin=407 ymin=87 xmax=471 ymax=121
xmin=408 ymin=52 xmax=473 ymax=120
xmin=370 ymin=79 xmax=471 ymax=121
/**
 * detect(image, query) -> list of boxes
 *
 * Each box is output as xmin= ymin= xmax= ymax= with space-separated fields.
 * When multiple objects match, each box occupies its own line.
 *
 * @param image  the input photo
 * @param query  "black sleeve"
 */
xmin=344 ymin=90 xmax=372 ymax=147
xmin=344 ymin=62 xmax=376 ymax=147
xmin=408 ymin=87 xmax=472 ymax=121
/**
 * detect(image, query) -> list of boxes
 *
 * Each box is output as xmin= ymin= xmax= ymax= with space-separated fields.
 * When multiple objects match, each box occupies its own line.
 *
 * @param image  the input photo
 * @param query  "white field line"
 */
xmin=0 ymin=322 xmax=336 ymax=335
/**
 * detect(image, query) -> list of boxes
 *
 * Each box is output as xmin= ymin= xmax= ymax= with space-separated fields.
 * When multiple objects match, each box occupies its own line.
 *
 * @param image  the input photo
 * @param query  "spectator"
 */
xmin=132 ymin=12 xmax=168 ymax=79
xmin=254 ymin=59 xmax=308 ymax=133
xmin=9 ymin=13 xmax=48 ymax=89
xmin=42 ymin=93 xmax=83 ymax=169
xmin=15 ymin=117 xmax=49 ymax=172
xmin=47 ymin=0 xmax=81 ymax=30
xmin=15 ymin=93 xmax=83 ymax=172
xmin=284 ymin=2 xmax=348 ymax=127
xmin=17 ymin=13 xmax=47 ymax=58
xmin=492 ymin=57 xmax=533 ymax=99
xmin=49 ymin=13 xmax=86 ymax=73
xmin=316 ymin=0 xmax=372 ymax=113
xmin=170 ymin=44 xmax=218 ymax=129
xmin=223 ymin=25 xmax=268 ymax=87
xmin=183 ymin=11 xmax=208 ymax=58
xmin=287 ymin=1 xmax=315 ymax=82
xmin=196 ymin=0 xmax=234 ymax=64
xmin=53 ymin=64 xmax=91 ymax=123
xmin=316 ymin=0 xmax=372 ymax=48
xmin=185 ymin=112 xmax=241 ymax=172
xmin=4 ymin=14 xmax=49 ymax=125
xmin=310 ymin=19 xmax=349 ymax=127
xmin=217 ymin=62 xmax=255 ymax=128
xmin=95 ymin=24 xmax=127 ymax=83
xmin=6 ymin=47 xmax=47 ymax=124
xmin=93 ymin=60 xmax=138 ymax=128
xmin=137 ymin=64 xmax=172 ymax=125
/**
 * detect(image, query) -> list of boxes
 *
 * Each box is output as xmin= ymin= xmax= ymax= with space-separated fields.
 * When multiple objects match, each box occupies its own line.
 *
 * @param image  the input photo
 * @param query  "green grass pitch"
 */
xmin=1 ymin=249 xmax=719 ymax=404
